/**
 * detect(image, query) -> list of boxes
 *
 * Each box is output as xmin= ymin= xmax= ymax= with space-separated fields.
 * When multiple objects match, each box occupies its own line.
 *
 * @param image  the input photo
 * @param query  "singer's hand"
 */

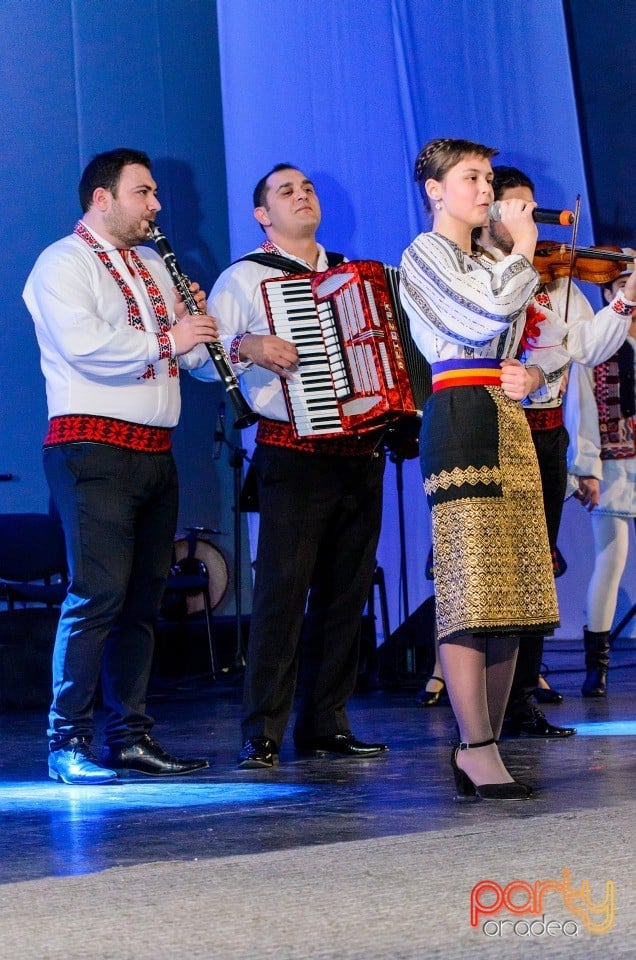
xmin=500 ymin=358 xmax=543 ymax=401
xmin=573 ymin=476 xmax=600 ymax=511
xmin=497 ymin=198 xmax=538 ymax=262
xmin=239 ymin=333 xmax=299 ymax=378
xmin=174 ymin=282 xmax=207 ymax=320
xmin=171 ymin=312 xmax=219 ymax=356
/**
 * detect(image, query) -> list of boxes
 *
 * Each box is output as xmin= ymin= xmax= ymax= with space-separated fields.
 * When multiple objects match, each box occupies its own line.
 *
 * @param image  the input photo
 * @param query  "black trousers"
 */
xmin=44 ymin=443 xmax=179 ymax=748
xmin=241 ymin=443 xmax=385 ymax=748
xmin=507 ymin=423 xmax=568 ymax=715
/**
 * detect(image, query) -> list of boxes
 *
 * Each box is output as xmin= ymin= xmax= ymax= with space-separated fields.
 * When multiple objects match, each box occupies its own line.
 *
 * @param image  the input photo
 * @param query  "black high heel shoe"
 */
xmin=415 ymin=676 xmax=448 ymax=707
xmin=450 ymin=738 xmax=532 ymax=801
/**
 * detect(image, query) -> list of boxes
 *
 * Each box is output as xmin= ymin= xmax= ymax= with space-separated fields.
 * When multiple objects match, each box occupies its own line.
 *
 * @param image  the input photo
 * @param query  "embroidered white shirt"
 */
xmin=23 ymin=223 xmax=210 ymax=426
xmin=192 ymin=242 xmax=332 ymax=422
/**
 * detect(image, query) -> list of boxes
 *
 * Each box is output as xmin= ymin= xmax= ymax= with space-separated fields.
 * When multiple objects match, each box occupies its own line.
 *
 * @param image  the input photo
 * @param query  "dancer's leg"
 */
xmin=587 ymin=514 xmax=629 ymax=632
xmin=440 ymin=634 xmax=518 ymax=786
xmin=485 ymin=634 xmax=520 ymax=739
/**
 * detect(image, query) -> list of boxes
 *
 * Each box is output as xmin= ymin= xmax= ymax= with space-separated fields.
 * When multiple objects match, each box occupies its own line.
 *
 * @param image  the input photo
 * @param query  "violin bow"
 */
xmin=563 ymin=194 xmax=581 ymax=325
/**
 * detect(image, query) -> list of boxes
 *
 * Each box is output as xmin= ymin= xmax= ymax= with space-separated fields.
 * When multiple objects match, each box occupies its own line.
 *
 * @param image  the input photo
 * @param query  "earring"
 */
xmin=434 ymin=201 xmax=442 ymax=211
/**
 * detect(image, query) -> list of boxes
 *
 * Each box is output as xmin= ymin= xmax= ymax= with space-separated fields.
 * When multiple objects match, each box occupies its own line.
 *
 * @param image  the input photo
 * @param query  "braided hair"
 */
xmin=413 ymin=138 xmax=498 ymax=213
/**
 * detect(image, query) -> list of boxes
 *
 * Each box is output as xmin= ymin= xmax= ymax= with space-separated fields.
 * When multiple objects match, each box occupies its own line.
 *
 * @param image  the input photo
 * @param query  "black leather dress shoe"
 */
xmin=533 ymin=677 xmax=564 ymax=704
xmin=49 ymin=737 xmax=118 ymax=785
xmin=101 ymin=734 xmax=209 ymax=777
xmin=502 ymin=707 xmax=575 ymax=739
xmin=237 ymin=737 xmax=279 ymax=769
xmin=295 ymin=732 xmax=388 ymax=757
xmin=533 ymin=686 xmax=564 ymax=704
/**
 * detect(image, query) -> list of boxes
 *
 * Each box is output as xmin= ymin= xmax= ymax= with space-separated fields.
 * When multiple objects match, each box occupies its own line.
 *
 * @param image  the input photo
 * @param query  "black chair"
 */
xmin=366 ymin=562 xmax=390 ymax=645
xmin=356 ymin=562 xmax=391 ymax=689
xmin=160 ymin=530 xmax=228 ymax=677
xmin=0 ymin=512 xmax=68 ymax=710
xmin=0 ymin=512 xmax=68 ymax=609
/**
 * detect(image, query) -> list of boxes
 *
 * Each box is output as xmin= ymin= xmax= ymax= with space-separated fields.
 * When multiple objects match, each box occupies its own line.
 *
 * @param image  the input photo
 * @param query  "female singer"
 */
xmin=399 ymin=138 xmax=560 ymax=800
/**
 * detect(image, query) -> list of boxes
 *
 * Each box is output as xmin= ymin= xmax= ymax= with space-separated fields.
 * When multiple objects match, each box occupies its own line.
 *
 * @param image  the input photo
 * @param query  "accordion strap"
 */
xmin=234 ymin=251 xmax=345 ymax=275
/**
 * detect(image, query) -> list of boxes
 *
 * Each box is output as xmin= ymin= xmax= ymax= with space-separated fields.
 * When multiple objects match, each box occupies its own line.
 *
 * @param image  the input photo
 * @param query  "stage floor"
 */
xmin=0 ymin=636 xmax=634 ymax=959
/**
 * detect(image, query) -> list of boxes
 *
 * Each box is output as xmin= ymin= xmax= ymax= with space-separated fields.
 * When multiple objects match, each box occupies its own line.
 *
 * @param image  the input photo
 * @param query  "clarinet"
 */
xmin=147 ymin=222 xmax=258 ymax=429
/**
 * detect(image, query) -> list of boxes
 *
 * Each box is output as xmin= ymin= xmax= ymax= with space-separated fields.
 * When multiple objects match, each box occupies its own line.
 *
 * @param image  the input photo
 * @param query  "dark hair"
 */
xmin=602 ymin=275 xmax=629 ymax=297
xmin=491 ymin=165 xmax=535 ymax=200
xmin=252 ymin=162 xmax=300 ymax=209
xmin=413 ymin=138 xmax=498 ymax=213
xmin=78 ymin=148 xmax=152 ymax=213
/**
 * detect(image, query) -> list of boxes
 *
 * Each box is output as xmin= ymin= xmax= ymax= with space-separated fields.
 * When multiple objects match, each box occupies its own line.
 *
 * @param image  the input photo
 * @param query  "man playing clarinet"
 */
xmin=23 ymin=148 xmax=218 ymax=784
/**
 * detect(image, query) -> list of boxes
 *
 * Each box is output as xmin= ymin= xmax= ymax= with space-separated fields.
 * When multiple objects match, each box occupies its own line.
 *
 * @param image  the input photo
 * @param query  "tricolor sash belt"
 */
xmin=431 ymin=358 xmax=502 ymax=391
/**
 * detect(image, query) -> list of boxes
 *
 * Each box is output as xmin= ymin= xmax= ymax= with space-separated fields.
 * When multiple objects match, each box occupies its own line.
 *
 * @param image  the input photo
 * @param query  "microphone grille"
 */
xmin=487 ymin=201 xmax=502 ymax=222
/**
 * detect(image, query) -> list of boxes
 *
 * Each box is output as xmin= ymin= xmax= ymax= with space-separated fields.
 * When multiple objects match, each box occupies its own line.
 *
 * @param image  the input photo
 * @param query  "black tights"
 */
xmin=440 ymin=632 xmax=519 ymax=786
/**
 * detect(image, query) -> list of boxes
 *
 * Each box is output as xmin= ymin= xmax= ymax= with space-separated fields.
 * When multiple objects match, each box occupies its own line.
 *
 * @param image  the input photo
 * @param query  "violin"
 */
xmin=533 ymin=240 xmax=633 ymax=286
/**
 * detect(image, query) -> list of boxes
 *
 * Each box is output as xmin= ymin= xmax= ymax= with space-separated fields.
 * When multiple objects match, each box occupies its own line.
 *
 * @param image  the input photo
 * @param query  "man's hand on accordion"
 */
xmin=239 ymin=333 xmax=299 ymax=378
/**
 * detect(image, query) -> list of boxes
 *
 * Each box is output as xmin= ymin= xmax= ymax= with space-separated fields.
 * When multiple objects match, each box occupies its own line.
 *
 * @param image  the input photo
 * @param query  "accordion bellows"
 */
xmin=262 ymin=259 xmax=431 ymax=439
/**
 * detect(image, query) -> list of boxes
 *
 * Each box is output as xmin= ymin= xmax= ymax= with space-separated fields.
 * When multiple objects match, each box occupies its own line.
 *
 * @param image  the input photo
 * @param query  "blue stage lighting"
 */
xmin=572 ymin=720 xmax=636 ymax=737
xmin=0 ymin=781 xmax=310 ymax=819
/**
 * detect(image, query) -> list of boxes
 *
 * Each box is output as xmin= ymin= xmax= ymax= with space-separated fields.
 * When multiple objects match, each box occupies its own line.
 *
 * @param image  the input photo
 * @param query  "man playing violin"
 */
xmin=565 ymin=255 xmax=636 ymax=696
xmin=475 ymin=165 xmax=634 ymax=737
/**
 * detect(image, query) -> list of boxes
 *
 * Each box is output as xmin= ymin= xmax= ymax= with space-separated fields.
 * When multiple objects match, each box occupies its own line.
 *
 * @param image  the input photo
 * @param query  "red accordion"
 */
xmin=261 ymin=259 xmax=431 ymax=439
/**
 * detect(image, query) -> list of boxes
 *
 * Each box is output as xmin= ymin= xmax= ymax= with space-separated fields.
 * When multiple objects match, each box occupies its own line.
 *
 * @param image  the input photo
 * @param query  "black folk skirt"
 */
xmin=420 ymin=385 xmax=559 ymax=642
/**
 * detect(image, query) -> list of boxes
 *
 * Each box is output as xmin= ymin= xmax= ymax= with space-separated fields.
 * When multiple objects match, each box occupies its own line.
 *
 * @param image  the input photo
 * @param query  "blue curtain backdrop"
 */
xmin=0 ymin=0 xmax=632 ymax=636
xmin=564 ymin=0 xmax=636 ymax=245
xmin=216 ymin=0 xmax=596 ymax=635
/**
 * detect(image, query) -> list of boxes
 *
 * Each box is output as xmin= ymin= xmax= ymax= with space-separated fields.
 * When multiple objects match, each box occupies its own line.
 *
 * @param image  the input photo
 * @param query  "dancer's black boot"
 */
xmin=581 ymin=627 xmax=610 ymax=698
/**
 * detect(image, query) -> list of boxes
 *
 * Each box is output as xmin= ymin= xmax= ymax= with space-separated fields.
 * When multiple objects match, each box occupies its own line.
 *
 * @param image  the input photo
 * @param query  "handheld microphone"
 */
xmin=488 ymin=202 xmax=574 ymax=226
xmin=213 ymin=402 xmax=226 ymax=460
